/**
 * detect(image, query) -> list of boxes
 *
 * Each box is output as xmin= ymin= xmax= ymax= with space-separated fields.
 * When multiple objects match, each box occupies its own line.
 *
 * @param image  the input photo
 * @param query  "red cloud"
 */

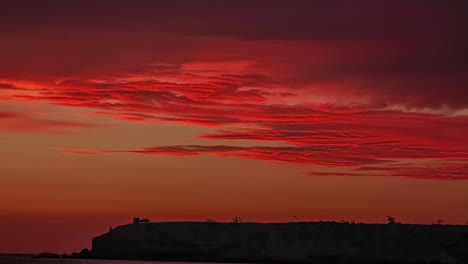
xmin=2 ymin=1 xmax=468 ymax=180
xmin=6 ymin=74 xmax=468 ymax=180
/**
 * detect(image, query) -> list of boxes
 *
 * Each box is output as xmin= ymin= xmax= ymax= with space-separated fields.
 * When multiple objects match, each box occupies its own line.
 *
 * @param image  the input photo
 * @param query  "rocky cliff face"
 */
xmin=91 ymin=222 xmax=468 ymax=263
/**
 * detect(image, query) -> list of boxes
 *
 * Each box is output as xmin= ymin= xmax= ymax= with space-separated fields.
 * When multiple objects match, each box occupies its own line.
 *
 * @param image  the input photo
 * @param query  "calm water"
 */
xmin=0 ymin=255 xmax=242 ymax=264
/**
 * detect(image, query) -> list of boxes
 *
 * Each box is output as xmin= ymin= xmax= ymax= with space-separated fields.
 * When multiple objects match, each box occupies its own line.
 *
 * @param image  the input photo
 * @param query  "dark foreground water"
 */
xmin=0 ymin=255 xmax=243 ymax=264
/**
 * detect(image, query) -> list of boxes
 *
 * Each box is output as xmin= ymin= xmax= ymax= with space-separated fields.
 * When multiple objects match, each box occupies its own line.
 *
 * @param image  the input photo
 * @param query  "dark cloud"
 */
xmin=2 ymin=0 xmax=467 ymax=40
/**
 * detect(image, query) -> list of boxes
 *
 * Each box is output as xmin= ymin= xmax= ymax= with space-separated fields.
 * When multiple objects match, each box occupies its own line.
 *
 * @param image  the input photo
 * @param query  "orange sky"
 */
xmin=1 ymin=0 xmax=468 ymax=253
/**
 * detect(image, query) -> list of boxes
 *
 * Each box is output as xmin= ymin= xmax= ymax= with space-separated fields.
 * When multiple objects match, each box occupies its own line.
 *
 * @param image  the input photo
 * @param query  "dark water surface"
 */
xmin=0 ymin=255 xmax=244 ymax=264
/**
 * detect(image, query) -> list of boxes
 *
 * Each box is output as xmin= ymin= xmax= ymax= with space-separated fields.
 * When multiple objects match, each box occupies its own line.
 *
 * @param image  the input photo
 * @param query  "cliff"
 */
xmin=91 ymin=222 xmax=468 ymax=263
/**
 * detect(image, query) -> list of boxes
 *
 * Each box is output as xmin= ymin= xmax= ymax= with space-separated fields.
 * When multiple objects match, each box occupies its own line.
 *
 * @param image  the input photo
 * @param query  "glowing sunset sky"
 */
xmin=1 ymin=0 xmax=468 ymax=253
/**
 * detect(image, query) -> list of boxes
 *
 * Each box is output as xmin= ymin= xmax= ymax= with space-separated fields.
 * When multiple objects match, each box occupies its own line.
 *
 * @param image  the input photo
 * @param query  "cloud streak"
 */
xmin=53 ymin=143 xmax=468 ymax=180
xmin=0 ymin=110 xmax=95 ymax=134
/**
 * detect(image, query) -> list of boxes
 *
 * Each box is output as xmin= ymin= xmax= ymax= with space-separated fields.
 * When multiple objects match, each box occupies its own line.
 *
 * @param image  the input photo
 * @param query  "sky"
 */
xmin=1 ymin=0 xmax=468 ymax=253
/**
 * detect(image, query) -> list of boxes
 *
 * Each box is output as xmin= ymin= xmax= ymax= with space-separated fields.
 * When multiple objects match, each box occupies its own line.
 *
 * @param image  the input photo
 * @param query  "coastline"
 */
xmin=77 ymin=221 xmax=468 ymax=264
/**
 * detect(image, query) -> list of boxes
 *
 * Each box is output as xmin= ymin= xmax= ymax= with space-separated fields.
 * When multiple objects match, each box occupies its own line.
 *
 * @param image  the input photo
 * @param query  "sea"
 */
xmin=0 ymin=255 xmax=238 ymax=264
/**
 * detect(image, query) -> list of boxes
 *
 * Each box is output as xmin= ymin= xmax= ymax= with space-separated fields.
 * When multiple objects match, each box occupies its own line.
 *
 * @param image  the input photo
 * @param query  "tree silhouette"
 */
xmin=386 ymin=216 xmax=397 ymax=224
